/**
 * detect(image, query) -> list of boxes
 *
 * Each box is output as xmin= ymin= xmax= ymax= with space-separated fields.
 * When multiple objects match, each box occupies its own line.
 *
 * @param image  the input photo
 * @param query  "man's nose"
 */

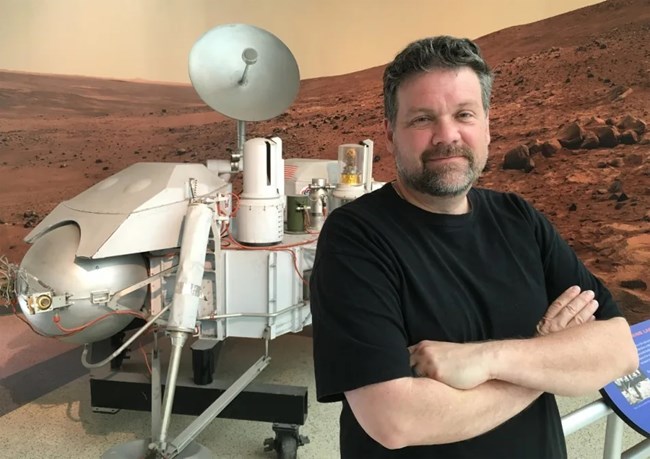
xmin=431 ymin=119 xmax=461 ymax=145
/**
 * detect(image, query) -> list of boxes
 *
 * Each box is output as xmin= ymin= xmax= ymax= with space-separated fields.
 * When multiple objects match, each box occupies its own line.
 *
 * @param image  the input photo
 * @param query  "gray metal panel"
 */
xmin=25 ymin=163 xmax=229 ymax=259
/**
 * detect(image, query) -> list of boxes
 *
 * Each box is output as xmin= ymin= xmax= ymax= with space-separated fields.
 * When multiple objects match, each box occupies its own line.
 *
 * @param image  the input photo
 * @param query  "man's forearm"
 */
xmin=347 ymin=377 xmax=540 ymax=449
xmin=488 ymin=317 xmax=638 ymax=396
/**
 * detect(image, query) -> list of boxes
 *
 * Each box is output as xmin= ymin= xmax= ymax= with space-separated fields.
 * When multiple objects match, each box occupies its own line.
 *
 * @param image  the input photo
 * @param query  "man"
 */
xmin=310 ymin=36 xmax=638 ymax=458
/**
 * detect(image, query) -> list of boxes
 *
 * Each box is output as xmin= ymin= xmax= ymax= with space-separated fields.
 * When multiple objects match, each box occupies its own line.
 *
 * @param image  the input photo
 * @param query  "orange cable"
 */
xmin=52 ymin=309 xmax=146 ymax=336
xmin=139 ymin=343 xmax=152 ymax=376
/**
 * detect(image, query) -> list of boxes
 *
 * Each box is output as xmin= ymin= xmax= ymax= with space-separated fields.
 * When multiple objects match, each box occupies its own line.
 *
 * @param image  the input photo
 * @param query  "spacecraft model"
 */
xmin=12 ymin=23 xmax=379 ymax=459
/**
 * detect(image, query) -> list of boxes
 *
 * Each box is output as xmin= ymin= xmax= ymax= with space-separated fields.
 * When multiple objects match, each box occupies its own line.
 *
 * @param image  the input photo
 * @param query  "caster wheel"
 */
xmin=263 ymin=423 xmax=308 ymax=459
xmin=278 ymin=435 xmax=298 ymax=459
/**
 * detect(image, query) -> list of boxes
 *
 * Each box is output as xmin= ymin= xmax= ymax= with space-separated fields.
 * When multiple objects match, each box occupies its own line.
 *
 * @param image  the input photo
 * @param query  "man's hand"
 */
xmin=408 ymin=340 xmax=490 ymax=389
xmin=536 ymin=285 xmax=598 ymax=336
xmin=409 ymin=286 xmax=599 ymax=390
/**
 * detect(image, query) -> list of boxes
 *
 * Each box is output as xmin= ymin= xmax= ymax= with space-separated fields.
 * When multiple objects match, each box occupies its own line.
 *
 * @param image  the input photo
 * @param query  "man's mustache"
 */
xmin=421 ymin=145 xmax=473 ymax=162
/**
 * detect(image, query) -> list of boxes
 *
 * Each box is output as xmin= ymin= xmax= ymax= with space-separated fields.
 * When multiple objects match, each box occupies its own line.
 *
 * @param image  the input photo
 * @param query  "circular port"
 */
xmin=36 ymin=295 xmax=52 ymax=310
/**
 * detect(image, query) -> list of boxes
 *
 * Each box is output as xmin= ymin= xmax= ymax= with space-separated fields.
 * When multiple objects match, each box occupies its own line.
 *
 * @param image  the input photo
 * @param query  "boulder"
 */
xmin=503 ymin=145 xmax=535 ymax=172
xmin=588 ymin=125 xmax=620 ymax=148
xmin=619 ymin=279 xmax=647 ymax=291
xmin=541 ymin=139 xmax=562 ymax=157
xmin=624 ymin=153 xmax=644 ymax=166
xmin=581 ymin=131 xmax=600 ymax=149
xmin=609 ymin=288 xmax=650 ymax=323
xmin=620 ymin=129 xmax=639 ymax=145
xmin=617 ymin=115 xmax=646 ymax=136
xmin=557 ymin=122 xmax=585 ymax=149
xmin=526 ymin=139 xmax=544 ymax=155
xmin=608 ymin=179 xmax=622 ymax=193
xmin=610 ymin=86 xmax=633 ymax=101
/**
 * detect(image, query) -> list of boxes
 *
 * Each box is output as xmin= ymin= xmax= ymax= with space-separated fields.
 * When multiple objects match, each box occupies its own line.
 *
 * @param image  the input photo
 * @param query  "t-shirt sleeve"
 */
xmin=520 ymin=197 xmax=622 ymax=320
xmin=310 ymin=208 xmax=412 ymax=403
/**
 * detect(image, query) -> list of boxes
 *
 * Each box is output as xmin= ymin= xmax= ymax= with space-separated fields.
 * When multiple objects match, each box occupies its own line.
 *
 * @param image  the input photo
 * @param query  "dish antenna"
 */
xmin=189 ymin=24 xmax=301 ymax=174
xmin=189 ymin=23 xmax=300 ymax=122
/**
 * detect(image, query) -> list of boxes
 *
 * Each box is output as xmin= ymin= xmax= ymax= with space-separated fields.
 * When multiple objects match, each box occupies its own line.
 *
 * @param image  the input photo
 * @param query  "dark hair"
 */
xmin=383 ymin=36 xmax=493 ymax=125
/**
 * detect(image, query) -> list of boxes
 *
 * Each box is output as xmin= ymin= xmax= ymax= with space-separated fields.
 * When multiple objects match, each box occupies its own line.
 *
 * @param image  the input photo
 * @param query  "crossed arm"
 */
xmin=345 ymin=287 xmax=639 ymax=449
xmin=346 ymin=376 xmax=541 ymax=449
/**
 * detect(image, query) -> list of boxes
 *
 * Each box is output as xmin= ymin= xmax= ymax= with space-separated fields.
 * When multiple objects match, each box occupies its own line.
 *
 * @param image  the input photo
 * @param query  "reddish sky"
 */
xmin=0 ymin=0 xmax=601 ymax=82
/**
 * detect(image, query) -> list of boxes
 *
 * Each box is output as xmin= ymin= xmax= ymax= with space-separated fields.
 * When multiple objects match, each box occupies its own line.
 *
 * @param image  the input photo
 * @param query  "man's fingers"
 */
xmin=553 ymin=290 xmax=595 ymax=328
xmin=409 ymin=352 xmax=426 ymax=378
xmin=538 ymin=291 xmax=599 ymax=336
xmin=544 ymin=285 xmax=581 ymax=320
xmin=566 ymin=300 xmax=599 ymax=327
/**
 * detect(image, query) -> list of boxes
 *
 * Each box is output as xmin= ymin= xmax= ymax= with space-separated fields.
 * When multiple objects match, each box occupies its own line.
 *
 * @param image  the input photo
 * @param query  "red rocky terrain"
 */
xmin=0 ymin=0 xmax=648 ymax=323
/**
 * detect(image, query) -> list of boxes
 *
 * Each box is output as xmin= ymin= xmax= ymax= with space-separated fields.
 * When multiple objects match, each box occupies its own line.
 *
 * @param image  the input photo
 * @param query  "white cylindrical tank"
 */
xmin=270 ymin=136 xmax=285 ymax=197
xmin=235 ymin=137 xmax=285 ymax=245
xmin=241 ymin=137 xmax=282 ymax=199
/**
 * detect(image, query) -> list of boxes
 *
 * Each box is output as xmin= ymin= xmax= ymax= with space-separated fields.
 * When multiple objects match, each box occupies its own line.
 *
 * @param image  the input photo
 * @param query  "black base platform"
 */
xmin=90 ymin=369 xmax=308 ymax=425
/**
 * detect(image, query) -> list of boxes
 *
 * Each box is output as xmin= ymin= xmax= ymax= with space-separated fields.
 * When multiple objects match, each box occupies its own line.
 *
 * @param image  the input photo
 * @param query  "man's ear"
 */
xmin=385 ymin=118 xmax=395 ymax=153
xmin=485 ymin=112 xmax=491 ymax=146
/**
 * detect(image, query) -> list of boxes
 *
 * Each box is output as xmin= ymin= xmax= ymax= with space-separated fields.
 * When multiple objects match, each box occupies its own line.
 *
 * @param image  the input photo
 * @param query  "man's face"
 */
xmin=385 ymin=67 xmax=491 ymax=197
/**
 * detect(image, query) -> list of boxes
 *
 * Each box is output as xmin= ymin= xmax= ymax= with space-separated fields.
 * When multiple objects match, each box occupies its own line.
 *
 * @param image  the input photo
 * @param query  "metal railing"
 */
xmin=561 ymin=398 xmax=650 ymax=458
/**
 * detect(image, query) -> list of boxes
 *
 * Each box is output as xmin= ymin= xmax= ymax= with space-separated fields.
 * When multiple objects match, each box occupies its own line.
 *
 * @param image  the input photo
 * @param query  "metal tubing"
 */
xmin=603 ymin=413 xmax=625 ymax=459
xmin=197 ymin=301 xmax=306 ymax=321
xmin=561 ymin=399 xmax=650 ymax=459
xmin=167 ymin=355 xmax=271 ymax=456
xmin=362 ymin=139 xmax=374 ymax=193
xmin=238 ymin=48 xmax=257 ymax=85
xmin=158 ymin=331 xmax=189 ymax=449
xmin=81 ymin=304 xmax=171 ymax=369
xmin=234 ymin=120 xmax=246 ymax=171
xmin=622 ymin=438 xmax=650 ymax=459
xmin=561 ymin=399 xmax=612 ymax=436
xmin=237 ymin=120 xmax=245 ymax=156
xmin=150 ymin=330 xmax=162 ymax=442
xmin=107 ymin=266 xmax=176 ymax=310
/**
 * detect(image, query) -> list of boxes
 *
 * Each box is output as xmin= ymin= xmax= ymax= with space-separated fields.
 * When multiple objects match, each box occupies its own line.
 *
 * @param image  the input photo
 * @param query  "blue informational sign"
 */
xmin=601 ymin=319 xmax=650 ymax=437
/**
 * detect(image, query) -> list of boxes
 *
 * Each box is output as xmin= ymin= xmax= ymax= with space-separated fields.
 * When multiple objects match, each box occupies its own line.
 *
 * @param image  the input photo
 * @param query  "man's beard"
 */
xmin=396 ymin=144 xmax=484 ymax=197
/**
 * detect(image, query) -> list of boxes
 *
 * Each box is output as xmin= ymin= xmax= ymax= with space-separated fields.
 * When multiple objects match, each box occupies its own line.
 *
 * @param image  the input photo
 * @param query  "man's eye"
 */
xmin=411 ymin=116 xmax=430 ymax=124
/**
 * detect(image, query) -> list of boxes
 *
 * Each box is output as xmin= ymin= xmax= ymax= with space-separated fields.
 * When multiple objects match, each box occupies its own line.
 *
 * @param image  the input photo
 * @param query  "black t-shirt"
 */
xmin=310 ymin=184 xmax=621 ymax=459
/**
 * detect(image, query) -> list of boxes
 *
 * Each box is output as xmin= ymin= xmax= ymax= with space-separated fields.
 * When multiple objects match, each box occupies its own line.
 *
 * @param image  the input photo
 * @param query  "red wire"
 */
xmin=52 ymin=309 xmax=146 ymax=336
xmin=140 ymin=342 xmax=152 ymax=375
xmin=221 ymin=233 xmax=315 ymax=286
xmin=229 ymin=192 xmax=240 ymax=216
xmin=223 ymin=234 xmax=318 ymax=251
xmin=217 ymin=192 xmax=240 ymax=218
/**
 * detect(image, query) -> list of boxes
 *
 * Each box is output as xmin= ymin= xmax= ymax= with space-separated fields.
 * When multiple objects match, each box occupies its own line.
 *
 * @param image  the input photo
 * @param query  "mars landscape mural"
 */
xmin=0 ymin=0 xmax=648 ymax=324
